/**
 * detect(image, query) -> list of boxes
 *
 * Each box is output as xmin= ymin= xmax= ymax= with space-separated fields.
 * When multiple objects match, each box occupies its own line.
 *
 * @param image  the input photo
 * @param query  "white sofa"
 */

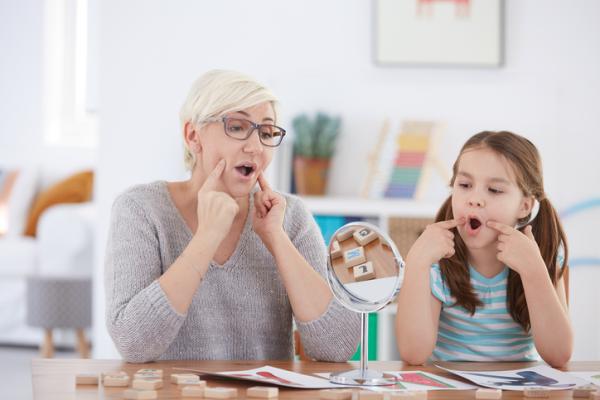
xmin=0 ymin=167 xmax=95 ymax=347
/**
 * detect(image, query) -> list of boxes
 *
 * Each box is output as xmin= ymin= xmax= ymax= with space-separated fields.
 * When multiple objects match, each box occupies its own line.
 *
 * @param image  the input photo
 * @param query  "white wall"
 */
xmin=0 ymin=1 xmax=96 ymax=173
xmin=0 ymin=1 xmax=43 ymax=164
xmin=94 ymin=0 xmax=600 ymax=359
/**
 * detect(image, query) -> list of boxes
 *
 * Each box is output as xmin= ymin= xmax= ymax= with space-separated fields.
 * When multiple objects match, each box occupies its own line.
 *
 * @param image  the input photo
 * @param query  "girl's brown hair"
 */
xmin=436 ymin=131 xmax=568 ymax=331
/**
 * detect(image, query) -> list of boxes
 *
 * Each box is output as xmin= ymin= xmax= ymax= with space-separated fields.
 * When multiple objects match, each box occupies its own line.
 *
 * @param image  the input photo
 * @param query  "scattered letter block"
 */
xmin=476 ymin=388 xmax=502 ymax=399
xmin=247 ymin=386 xmax=279 ymax=398
xmin=101 ymin=370 xmax=127 ymax=382
xmin=524 ymin=387 xmax=550 ymax=398
xmin=136 ymin=369 xmax=162 ymax=378
xmin=330 ymin=240 xmax=342 ymax=259
xmin=389 ymin=391 xmax=416 ymax=399
xmin=103 ymin=374 xmax=130 ymax=387
xmin=343 ymin=246 xmax=366 ymax=267
xmin=132 ymin=378 xmax=163 ymax=390
xmin=336 ymin=228 xmax=355 ymax=241
xmin=123 ymin=389 xmax=157 ymax=399
xmin=358 ymin=390 xmax=384 ymax=399
xmin=182 ymin=385 xmax=205 ymax=397
xmin=353 ymin=261 xmax=375 ymax=281
xmin=75 ymin=373 xmax=99 ymax=385
xmin=574 ymin=385 xmax=597 ymax=398
xmin=170 ymin=373 xmax=201 ymax=384
xmin=134 ymin=372 xmax=161 ymax=380
xmin=204 ymin=387 xmax=238 ymax=399
xmin=353 ymin=228 xmax=378 ymax=246
xmin=319 ymin=389 xmax=353 ymax=399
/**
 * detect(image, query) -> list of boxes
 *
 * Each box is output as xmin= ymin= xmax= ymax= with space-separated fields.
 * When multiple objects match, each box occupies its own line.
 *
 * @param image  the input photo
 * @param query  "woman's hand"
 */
xmin=407 ymin=218 xmax=465 ymax=267
xmin=196 ymin=160 xmax=239 ymax=245
xmin=487 ymin=221 xmax=545 ymax=279
xmin=252 ymin=173 xmax=286 ymax=252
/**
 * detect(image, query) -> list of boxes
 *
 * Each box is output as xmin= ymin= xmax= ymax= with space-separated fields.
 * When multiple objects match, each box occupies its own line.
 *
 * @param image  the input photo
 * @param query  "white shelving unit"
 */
xmin=301 ymin=196 xmax=438 ymax=360
xmin=301 ymin=196 xmax=438 ymax=233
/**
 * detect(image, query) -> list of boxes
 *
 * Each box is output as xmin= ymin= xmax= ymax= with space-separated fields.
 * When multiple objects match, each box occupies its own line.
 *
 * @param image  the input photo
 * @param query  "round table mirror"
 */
xmin=326 ymin=222 xmax=405 ymax=386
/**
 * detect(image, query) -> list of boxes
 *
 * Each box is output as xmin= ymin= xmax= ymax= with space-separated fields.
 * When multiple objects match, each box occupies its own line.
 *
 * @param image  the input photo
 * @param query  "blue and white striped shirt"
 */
xmin=429 ymin=264 xmax=539 ymax=362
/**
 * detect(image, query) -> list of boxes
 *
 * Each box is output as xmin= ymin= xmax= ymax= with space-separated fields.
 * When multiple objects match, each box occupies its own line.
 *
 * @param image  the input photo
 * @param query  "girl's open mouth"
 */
xmin=466 ymin=216 xmax=483 ymax=236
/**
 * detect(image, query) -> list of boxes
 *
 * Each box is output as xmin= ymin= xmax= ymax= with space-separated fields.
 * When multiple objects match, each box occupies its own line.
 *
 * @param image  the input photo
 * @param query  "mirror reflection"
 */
xmin=329 ymin=224 xmax=401 ymax=304
xmin=326 ymin=222 xmax=404 ymax=386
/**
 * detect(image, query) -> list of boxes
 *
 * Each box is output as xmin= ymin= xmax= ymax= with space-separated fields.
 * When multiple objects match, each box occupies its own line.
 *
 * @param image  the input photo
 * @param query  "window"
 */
xmin=43 ymin=0 xmax=97 ymax=147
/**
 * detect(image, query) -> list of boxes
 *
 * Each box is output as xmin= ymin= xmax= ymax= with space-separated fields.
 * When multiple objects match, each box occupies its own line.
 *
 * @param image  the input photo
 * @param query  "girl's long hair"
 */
xmin=437 ymin=131 xmax=569 ymax=331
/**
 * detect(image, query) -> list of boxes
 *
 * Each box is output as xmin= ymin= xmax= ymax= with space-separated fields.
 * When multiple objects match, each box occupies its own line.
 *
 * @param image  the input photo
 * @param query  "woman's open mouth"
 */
xmin=234 ymin=162 xmax=257 ymax=179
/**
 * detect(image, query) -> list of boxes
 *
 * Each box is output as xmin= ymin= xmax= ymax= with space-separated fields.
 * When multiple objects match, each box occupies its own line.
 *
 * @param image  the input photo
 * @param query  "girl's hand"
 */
xmin=487 ymin=221 xmax=545 ymax=278
xmin=252 ymin=173 xmax=286 ymax=251
xmin=196 ymin=160 xmax=239 ymax=245
xmin=407 ymin=218 xmax=465 ymax=267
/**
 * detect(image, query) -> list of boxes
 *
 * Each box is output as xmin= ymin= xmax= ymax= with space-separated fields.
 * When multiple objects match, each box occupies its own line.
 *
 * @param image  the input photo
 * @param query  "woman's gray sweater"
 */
xmin=104 ymin=181 xmax=360 ymax=362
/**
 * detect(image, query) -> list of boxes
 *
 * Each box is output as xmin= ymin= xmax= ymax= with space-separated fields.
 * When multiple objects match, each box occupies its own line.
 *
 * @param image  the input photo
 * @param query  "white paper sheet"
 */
xmin=567 ymin=371 xmax=600 ymax=386
xmin=315 ymin=370 xmax=477 ymax=392
xmin=437 ymin=365 xmax=589 ymax=391
xmin=173 ymin=365 xmax=356 ymax=389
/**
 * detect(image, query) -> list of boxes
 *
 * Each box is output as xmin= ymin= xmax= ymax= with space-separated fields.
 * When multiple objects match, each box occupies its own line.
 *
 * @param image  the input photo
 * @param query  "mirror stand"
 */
xmin=329 ymin=312 xmax=397 ymax=386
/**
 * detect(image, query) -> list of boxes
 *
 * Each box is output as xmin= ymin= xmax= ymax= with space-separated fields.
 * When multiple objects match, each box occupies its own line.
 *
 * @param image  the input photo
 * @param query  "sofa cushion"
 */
xmin=24 ymin=170 xmax=94 ymax=237
xmin=0 ymin=237 xmax=37 ymax=276
xmin=0 ymin=166 xmax=39 ymax=238
xmin=0 ymin=170 xmax=20 ymax=236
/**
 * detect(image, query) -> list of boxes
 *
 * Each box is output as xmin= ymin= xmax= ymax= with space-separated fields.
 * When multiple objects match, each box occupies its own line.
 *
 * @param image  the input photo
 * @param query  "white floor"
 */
xmin=0 ymin=345 xmax=78 ymax=400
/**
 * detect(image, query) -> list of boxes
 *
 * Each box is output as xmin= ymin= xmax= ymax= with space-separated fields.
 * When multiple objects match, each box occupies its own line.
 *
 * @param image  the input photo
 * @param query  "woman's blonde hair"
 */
xmin=179 ymin=69 xmax=279 ymax=170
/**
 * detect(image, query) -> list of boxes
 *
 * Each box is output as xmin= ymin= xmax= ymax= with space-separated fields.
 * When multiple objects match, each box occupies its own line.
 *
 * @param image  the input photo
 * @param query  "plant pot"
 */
xmin=293 ymin=157 xmax=331 ymax=195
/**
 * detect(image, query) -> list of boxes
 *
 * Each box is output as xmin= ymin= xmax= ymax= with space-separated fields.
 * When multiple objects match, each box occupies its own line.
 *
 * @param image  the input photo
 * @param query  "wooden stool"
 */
xmin=26 ymin=276 xmax=91 ymax=358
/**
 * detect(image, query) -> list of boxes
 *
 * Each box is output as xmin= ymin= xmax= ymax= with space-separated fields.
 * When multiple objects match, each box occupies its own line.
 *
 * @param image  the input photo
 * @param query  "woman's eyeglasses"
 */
xmin=201 ymin=116 xmax=286 ymax=147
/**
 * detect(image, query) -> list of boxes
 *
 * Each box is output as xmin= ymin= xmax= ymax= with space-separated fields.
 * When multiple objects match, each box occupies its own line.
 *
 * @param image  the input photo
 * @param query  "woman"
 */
xmin=105 ymin=69 xmax=360 ymax=362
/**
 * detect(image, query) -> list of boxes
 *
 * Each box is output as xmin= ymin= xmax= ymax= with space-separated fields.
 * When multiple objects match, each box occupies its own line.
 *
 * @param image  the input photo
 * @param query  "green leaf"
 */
xmin=292 ymin=112 xmax=340 ymax=159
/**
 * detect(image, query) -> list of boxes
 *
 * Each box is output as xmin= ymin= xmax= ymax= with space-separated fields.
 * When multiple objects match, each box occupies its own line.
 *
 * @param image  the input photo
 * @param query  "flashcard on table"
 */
xmin=171 ymin=365 xmax=355 ymax=389
xmin=315 ymin=371 xmax=475 ymax=392
xmin=436 ymin=365 xmax=589 ymax=391
xmin=568 ymin=371 xmax=600 ymax=387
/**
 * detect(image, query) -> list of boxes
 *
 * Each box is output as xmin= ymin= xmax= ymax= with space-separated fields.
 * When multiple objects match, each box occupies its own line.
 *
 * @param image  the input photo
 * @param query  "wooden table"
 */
xmin=31 ymin=359 xmax=599 ymax=399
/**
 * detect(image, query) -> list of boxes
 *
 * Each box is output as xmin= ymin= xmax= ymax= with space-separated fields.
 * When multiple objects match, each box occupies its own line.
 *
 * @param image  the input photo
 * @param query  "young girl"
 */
xmin=395 ymin=131 xmax=573 ymax=367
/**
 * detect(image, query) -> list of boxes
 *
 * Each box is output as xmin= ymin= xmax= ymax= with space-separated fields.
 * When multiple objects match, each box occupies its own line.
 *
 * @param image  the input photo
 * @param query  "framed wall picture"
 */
xmin=374 ymin=0 xmax=503 ymax=67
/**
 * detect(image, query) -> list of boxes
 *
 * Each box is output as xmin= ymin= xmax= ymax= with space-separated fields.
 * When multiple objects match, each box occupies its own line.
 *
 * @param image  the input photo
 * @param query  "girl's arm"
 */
xmin=487 ymin=221 xmax=573 ymax=367
xmin=396 ymin=258 xmax=442 ymax=365
xmin=522 ymin=265 xmax=573 ymax=367
xmin=395 ymin=219 xmax=462 ymax=365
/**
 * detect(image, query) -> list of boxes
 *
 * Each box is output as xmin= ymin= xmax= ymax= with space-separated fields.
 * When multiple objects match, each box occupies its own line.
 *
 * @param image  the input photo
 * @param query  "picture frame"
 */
xmin=374 ymin=0 xmax=504 ymax=67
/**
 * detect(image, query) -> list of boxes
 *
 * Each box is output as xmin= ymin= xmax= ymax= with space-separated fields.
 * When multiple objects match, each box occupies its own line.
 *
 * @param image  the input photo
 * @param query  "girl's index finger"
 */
xmin=257 ymin=173 xmax=272 ymax=192
xmin=438 ymin=217 xmax=465 ymax=229
xmin=487 ymin=220 xmax=514 ymax=234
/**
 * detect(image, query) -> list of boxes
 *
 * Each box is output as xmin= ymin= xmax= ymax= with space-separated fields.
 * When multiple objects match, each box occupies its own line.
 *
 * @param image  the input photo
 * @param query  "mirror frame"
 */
xmin=326 ymin=221 xmax=405 ymax=314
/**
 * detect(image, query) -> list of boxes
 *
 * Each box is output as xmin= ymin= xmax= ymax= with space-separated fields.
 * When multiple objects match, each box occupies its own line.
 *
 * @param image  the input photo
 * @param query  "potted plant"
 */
xmin=292 ymin=113 xmax=341 ymax=195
